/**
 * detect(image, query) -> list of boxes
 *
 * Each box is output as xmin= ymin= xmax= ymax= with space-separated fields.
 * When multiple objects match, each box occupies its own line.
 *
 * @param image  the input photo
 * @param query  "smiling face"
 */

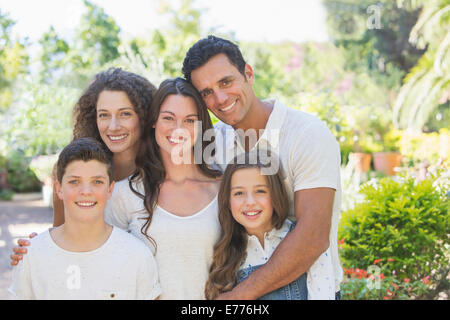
xmin=229 ymin=167 xmax=274 ymax=239
xmin=56 ymin=160 xmax=114 ymax=223
xmin=96 ymin=90 xmax=141 ymax=157
xmin=190 ymin=54 xmax=255 ymax=129
xmin=153 ymin=94 xmax=199 ymax=159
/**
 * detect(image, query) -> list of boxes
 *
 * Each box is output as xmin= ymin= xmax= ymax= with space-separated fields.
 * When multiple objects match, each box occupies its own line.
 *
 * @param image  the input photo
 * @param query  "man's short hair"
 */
xmin=56 ymin=138 xmax=114 ymax=183
xmin=182 ymin=35 xmax=247 ymax=83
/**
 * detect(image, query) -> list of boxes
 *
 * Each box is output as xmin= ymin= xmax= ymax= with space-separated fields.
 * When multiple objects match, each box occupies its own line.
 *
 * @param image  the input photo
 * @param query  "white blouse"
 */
xmin=241 ymin=219 xmax=335 ymax=300
xmin=104 ymin=178 xmax=221 ymax=300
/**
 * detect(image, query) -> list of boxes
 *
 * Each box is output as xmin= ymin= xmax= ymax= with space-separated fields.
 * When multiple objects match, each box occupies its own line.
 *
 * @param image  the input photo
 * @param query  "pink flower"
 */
xmin=404 ymin=278 xmax=410 ymax=284
xmin=421 ymin=276 xmax=430 ymax=285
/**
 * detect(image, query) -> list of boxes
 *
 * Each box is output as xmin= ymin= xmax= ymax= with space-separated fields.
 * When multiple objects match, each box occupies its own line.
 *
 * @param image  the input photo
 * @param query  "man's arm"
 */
xmin=216 ymin=187 xmax=334 ymax=300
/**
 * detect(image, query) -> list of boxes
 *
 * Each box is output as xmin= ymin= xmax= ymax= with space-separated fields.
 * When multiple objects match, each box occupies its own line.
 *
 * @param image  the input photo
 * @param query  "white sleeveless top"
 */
xmin=104 ymin=178 xmax=220 ymax=300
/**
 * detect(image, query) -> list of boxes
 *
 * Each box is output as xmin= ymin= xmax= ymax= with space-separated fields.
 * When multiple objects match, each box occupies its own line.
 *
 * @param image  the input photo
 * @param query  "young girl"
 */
xmin=205 ymin=151 xmax=335 ymax=300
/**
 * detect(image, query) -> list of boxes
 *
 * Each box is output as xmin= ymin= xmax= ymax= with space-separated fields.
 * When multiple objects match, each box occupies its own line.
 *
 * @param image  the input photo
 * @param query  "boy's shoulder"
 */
xmin=28 ymin=230 xmax=52 ymax=250
xmin=110 ymin=227 xmax=153 ymax=256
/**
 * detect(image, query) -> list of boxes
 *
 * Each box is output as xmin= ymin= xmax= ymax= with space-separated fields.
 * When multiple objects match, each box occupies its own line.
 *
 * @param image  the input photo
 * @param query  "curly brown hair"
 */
xmin=72 ymin=68 xmax=157 ymax=153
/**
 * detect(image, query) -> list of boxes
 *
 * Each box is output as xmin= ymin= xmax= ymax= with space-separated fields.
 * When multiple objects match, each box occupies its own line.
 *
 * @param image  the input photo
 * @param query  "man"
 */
xmin=183 ymin=35 xmax=343 ymax=300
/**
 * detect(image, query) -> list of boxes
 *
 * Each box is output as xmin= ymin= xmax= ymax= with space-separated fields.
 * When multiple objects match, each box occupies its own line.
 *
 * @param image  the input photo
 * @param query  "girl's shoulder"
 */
xmin=112 ymin=176 xmax=144 ymax=195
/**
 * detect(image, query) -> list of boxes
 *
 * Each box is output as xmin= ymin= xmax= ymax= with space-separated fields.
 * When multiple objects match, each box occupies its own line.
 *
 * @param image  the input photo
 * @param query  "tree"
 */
xmin=34 ymin=1 xmax=123 ymax=88
xmin=37 ymin=26 xmax=70 ymax=84
xmin=323 ymin=0 xmax=425 ymax=75
xmin=147 ymin=0 xmax=205 ymax=77
xmin=393 ymin=0 xmax=449 ymax=131
xmin=0 ymin=9 xmax=28 ymax=111
xmin=76 ymin=0 xmax=121 ymax=67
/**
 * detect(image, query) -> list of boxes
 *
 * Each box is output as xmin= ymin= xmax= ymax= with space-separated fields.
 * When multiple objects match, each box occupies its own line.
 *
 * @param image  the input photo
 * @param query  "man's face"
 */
xmin=190 ymin=54 xmax=255 ymax=128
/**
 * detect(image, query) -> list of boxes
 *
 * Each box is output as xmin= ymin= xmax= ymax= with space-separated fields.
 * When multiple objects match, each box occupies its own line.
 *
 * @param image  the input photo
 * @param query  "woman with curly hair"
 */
xmin=10 ymin=67 xmax=156 ymax=246
xmin=54 ymin=67 xmax=157 ymax=226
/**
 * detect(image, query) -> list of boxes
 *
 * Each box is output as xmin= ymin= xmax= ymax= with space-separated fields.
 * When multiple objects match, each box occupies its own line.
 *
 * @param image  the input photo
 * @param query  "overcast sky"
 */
xmin=0 ymin=0 xmax=329 ymax=43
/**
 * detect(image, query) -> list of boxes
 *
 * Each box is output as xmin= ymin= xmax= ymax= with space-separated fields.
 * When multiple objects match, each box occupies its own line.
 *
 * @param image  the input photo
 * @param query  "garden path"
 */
xmin=0 ymin=196 xmax=52 ymax=299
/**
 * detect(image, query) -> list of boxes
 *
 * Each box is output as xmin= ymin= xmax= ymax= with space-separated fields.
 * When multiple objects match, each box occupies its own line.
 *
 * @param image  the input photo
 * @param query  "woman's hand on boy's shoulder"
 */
xmin=10 ymin=232 xmax=37 ymax=266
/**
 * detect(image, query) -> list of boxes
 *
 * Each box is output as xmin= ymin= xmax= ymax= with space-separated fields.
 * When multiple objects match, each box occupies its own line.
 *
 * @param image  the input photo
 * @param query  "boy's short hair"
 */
xmin=182 ymin=35 xmax=247 ymax=83
xmin=56 ymin=138 xmax=114 ymax=183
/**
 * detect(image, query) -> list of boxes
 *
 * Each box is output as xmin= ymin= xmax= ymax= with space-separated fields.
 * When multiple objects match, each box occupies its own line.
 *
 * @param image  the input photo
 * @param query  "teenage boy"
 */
xmin=9 ymin=138 xmax=161 ymax=300
xmin=183 ymin=36 xmax=343 ymax=299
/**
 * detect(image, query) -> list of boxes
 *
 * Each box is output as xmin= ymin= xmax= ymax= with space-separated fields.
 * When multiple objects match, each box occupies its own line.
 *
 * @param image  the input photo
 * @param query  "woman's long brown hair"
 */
xmin=129 ymin=77 xmax=221 ymax=253
xmin=205 ymin=151 xmax=289 ymax=299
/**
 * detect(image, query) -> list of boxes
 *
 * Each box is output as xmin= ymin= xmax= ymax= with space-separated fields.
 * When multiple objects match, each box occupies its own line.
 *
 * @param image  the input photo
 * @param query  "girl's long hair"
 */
xmin=205 ymin=151 xmax=289 ymax=299
xmin=130 ymin=77 xmax=221 ymax=253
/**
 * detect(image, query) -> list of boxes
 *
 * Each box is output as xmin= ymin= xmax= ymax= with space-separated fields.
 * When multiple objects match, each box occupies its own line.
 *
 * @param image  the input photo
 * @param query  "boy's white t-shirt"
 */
xmin=8 ymin=227 xmax=161 ymax=300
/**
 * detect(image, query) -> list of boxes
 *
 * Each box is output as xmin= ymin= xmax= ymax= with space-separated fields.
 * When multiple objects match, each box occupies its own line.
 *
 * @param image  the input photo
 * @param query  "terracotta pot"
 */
xmin=349 ymin=152 xmax=372 ymax=173
xmin=373 ymin=152 xmax=402 ymax=175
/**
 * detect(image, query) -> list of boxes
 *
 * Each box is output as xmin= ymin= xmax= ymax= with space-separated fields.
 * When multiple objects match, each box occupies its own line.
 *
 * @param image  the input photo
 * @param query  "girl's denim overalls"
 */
xmin=236 ymin=222 xmax=308 ymax=300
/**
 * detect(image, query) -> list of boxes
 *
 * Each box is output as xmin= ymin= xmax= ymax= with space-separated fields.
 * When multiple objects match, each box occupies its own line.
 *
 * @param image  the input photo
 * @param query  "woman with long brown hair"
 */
xmin=59 ymin=67 xmax=157 ymax=226
xmin=106 ymin=77 xmax=222 ymax=299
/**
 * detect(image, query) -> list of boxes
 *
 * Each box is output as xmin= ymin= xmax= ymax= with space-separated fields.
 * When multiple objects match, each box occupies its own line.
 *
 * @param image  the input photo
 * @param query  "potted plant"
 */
xmin=344 ymin=105 xmax=376 ymax=173
xmin=349 ymin=136 xmax=372 ymax=173
xmin=372 ymin=129 xmax=402 ymax=176
xmin=354 ymin=106 xmax=402 ymax=176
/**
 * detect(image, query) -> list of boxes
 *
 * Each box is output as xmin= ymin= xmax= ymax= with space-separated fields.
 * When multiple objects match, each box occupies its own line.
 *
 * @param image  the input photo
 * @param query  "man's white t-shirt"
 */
xmin=214 ymin=98 xmax=344 ymax=292
xmin=8 ymin=226 xmax=161 ymax=300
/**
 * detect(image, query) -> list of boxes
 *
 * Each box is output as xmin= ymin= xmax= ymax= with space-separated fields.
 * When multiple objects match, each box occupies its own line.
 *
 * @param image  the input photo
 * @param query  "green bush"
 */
xmin=0 ymin=188 xmax=14 ymax=201
xmin=338 ymin=171 xmax=450 ymax=281
xmin=6 ymin=150 xmax=41 ymax=193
